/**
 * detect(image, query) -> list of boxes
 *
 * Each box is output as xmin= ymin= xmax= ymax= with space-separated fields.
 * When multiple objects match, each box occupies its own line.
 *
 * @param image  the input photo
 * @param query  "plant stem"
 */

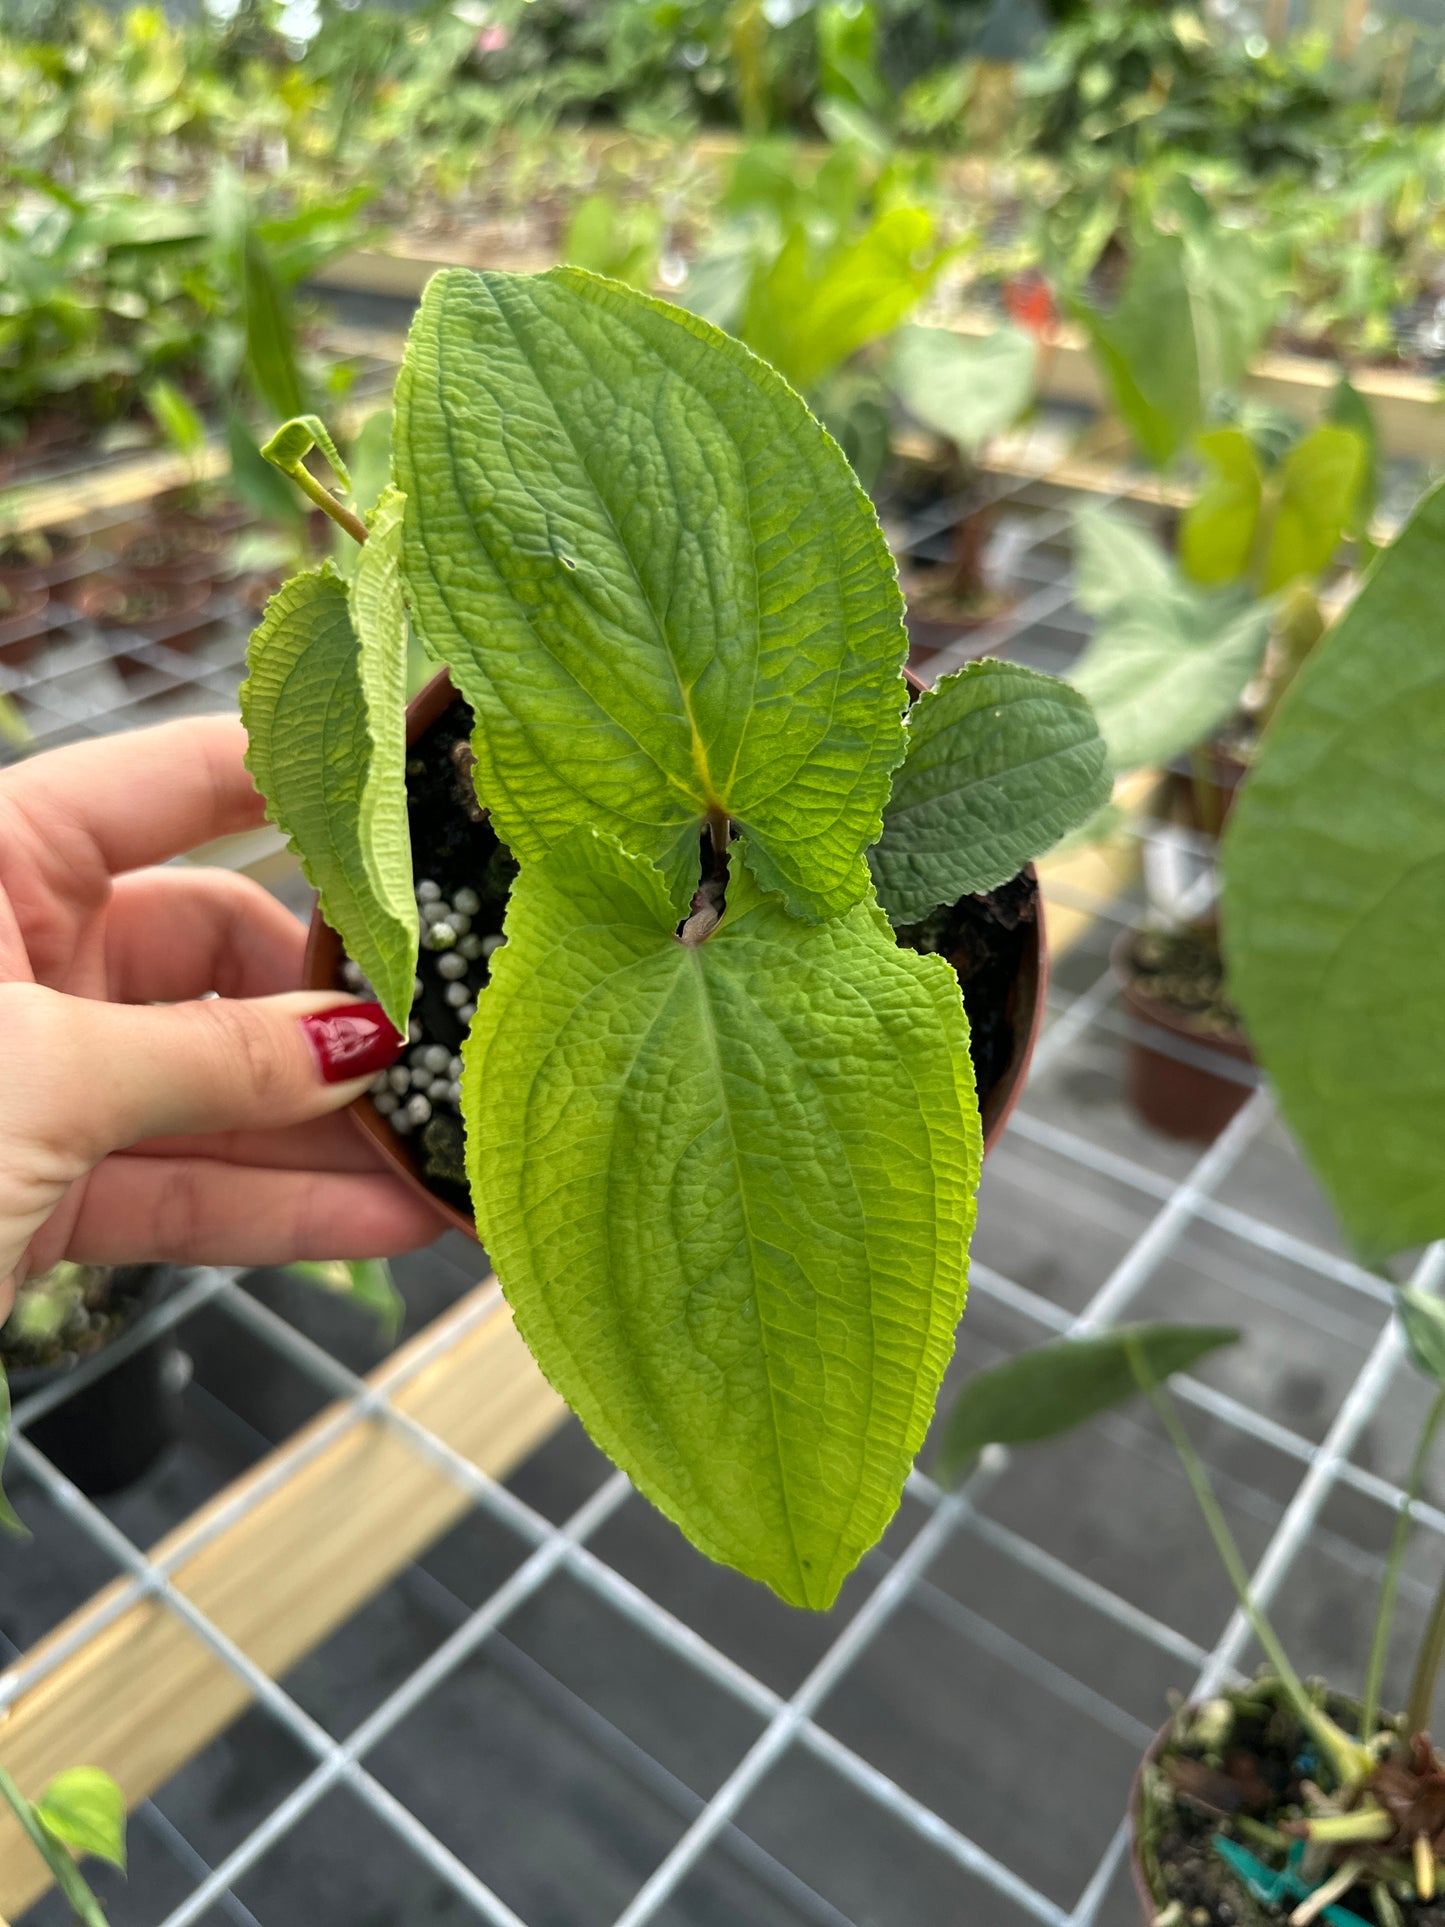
xmin=280 ymin=460 xmax=370 ymax=547
xmin=0 ymin=1764 xmax=108 ymax=1927
xmin=1125 ymin=1339 xmax=1372 ymax=1790
xmin=1363 ymin=1386 xmax=1445 ymax=1739
xmin=1407 ymin=1553 xmax=1445 ymax=1739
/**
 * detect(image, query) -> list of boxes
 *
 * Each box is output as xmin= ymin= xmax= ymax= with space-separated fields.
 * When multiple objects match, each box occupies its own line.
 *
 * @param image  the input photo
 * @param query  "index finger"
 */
xmin=0 ymin=716 xmax=267 ymax=883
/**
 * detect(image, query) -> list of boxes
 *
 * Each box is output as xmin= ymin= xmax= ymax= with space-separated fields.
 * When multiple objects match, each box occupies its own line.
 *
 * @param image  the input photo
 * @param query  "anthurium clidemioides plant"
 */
xmin=239 ymin=267 xmax=1108 ymax=1608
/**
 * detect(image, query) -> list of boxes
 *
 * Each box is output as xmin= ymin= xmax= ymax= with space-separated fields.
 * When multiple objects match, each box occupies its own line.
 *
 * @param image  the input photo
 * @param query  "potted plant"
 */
xmin=937 ymin=1294 xmax=1445 ymax=1925
xmin=1065 ymin=392 xmax=1371 ymax=1141
xmin=0 ymin=1262 xmax=185 ymax=1498
xmin=238 ymin=265 xmax=1110 ymax=1609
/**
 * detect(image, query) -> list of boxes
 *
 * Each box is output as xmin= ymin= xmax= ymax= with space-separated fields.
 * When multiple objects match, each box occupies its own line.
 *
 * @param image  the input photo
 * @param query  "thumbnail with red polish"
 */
xmin=300 ymin=1003 xmax=405 ymax=1084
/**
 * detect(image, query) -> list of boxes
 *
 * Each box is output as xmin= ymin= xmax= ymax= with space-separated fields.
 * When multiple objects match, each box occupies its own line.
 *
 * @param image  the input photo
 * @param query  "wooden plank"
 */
xmin=0 ymin=1281 xmax=566 ymax=1915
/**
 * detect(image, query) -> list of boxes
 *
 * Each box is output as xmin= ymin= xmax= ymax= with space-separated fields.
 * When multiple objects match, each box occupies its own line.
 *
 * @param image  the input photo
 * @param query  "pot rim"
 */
xmin=306 ymin=667 xmax=1050 ymax=1240
xmin=1110 ymin=925 xmax=1252 ymax=1061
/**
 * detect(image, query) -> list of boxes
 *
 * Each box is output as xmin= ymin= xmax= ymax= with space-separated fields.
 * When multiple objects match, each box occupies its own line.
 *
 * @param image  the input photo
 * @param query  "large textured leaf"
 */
xmin=395 ymin=267 xmax=909 ymax=921
xmin=868 ymin=660 xmax=1110 ymax=923
xmin=1071 ymin=505 xmax=1271 ymax=772
xmin=464 ymin=832 xmax=982 ymax=1609
xmin=1221 ymin=479 xmax=1445 ymax=1258
xmin=889 ymin=323 xmax=1036 ymax=457
xmin=240 ymin=514 xmax=415 ymax=1031
xmin=937 ymin=1323 xmax=1240 ymax=1480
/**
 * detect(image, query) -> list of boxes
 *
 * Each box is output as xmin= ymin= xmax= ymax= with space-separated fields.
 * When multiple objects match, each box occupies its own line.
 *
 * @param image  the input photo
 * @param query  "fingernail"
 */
xmin=300 ymin=1003 xmax=405 ymax=1085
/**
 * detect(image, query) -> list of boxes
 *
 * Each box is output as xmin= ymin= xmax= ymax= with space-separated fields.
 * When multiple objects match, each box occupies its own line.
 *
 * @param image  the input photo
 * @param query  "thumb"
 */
xmin=4 ymin=983 xmax=405 ymax=1169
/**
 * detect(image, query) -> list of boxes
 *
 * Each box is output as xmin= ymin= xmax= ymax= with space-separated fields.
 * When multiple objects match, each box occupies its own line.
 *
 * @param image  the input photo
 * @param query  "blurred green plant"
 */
xmin=0 ymin=1761 xmax=126 ymax=1927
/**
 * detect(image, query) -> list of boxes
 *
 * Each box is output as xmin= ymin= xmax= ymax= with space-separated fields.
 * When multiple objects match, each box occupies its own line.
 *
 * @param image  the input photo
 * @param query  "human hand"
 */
xmin=0 ymin=717 xmax=447 ymax=1319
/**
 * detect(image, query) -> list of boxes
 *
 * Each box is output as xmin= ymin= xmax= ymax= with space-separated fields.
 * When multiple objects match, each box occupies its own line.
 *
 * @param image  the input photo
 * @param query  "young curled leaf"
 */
xmin=464 ymin=831 xmax=982 ymax=1608
xmin=34 ymin=1766 xmax=127 ymax=1872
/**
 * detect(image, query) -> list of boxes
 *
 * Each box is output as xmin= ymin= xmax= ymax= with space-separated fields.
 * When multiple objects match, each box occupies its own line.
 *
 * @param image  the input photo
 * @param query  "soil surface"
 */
xmin=352 ymin=695 xmax=1030 ymax=1214
xmin=1141 ymin=1691 xmax=1445 ymax=1925
xmin=1121 ymin=925 xmax=1241 ymax=1038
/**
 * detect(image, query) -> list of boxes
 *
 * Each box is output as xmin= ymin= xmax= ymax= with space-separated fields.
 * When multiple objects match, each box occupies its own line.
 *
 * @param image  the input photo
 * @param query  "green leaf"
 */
xmin=1221 ymin=478 xmax=1445 ymax=1258
xmin=0 ymin=1764 xmax=111 ymax=1927
xmin=34 ymin=1767 xmax=127 ymax=1871
xmin=286 ymin=1259 xmax=405 ymax=1343
xmin=395 ymin=267 xmax=909 ymax=921
xmin=240 ymin=524 xmax=416 ymax=1033
xmin=1181 ymin=428 xmax=1263 ymax=588
xmin=889 ymin=324 xmax=1036 ymax=457
xmin=1070 ymin=506 xmax=1271 ymax=772
xmin=0 ymin=1365 xmax=24 ymax=1535
xmin=1398 ymin=1288 xmax=1445 ymax=1388
xmin=1262 ymin=424 xmax=1366 ymax=594
xmin=241 ymin=228 xmax=306 ymax=423
xmin=936 ymin=1323 xmax=1240 ymax=1481
xmin=1327 ymin=375 xmax=1378 ymax=542
xmin=1073 ymin=228 xmax=1279 ymax=469
xmin=464 ymin=831 xmax=982 ymax=1609
xmin=740 ymin=204 xmax=939 ymax=394
xmin=868 ymin=660 xmax=1111 ymax=923
xmin=143 ymin=377 xmax=206 ymax=466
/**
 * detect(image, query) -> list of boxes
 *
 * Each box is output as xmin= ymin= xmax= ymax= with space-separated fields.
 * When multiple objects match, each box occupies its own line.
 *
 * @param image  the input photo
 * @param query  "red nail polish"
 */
xmin=300 ymin=1003 xmax=405 ymax=1084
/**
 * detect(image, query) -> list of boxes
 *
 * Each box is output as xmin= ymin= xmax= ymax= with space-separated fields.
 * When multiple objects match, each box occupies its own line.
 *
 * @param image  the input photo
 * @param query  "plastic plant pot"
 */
xmin=4 ymin=1266 xmax=185 ymax=1498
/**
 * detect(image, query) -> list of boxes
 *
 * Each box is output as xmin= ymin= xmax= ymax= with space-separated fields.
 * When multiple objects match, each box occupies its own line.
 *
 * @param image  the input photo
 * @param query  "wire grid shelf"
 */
xmin=2 ymin=462 xmax=1435 ymax=1926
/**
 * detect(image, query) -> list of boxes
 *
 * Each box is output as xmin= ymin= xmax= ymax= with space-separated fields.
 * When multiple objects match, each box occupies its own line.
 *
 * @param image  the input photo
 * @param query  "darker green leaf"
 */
xmin=869 ymin=659 xmax=1110 ymax=922
xmin=936 ymin=1323 xmax=1240 ymax=1481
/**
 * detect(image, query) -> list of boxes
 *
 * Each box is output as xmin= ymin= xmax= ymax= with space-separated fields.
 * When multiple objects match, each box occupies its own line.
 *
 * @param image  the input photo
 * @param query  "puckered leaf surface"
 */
xmin=463 ymin=832 xmax=982 ymax=1608
xmin=869 ymin=659 xmax=1110 ymax=923
xmin=394 ymin=266 xmax=909 ymax=920
xmin=1222 ymin=477 xmax=1445 ymax=1258
xmin=240 ymin=504 xmax=416 ymax=1031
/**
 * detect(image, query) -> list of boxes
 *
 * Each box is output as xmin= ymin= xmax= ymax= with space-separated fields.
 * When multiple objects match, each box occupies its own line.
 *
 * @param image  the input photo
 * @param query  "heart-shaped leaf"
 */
xmin=394 ymin=266 xmax=909 ymax=921
xmin=889 ymin=323 xmax=1036 ymax=457
xmin=34 ymin=1767 xmax=127 ymax=1871
xmin=240 ymin=490 xmax=416 ymax=1032
xmin=868 ymin=659 xmax=1110 ymax=923
xmin=1070 ymin=504 xmax=1270 ymax=773
xmin=937 ymin=1323 xmax=1241 ymax=1481
xmin=464 ymin=831 xmax=982 ymax=1608
xmin=1222 ymin=478 xmax=1445 ymax=1257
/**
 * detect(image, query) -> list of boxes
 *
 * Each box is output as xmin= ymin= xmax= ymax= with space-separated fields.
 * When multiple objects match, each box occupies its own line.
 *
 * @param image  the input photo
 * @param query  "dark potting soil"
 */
xmin=1124 ymin=925 xmax=1241 ymax=1038
xmin=1142 ymin=1692 xmax=1445 ymax=1926
xmin=895 ymin=869 xmax=1035 ymax=1103
xmin=349 ymin=695 xmax=1029 ymax=1216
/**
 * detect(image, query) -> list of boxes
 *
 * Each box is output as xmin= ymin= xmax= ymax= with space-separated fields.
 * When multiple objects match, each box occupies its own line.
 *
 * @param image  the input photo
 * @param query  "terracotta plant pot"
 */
xmin=1113 ymin=930 xmax=1254 ymax=1142
xmin=1164 ymin=736 xmax=1253 ymax=840
xmin=71 ymin=576 xmax=215 ymax=663
xmin=306 ymin=669 xmax=1050 ymax=1240
xmin=118 ymin=521 xmax=225 ymax=589
xmin=0 ymin=526 xmax=86 ymax=596
xmin=0 ymin=581 xmax=49 ymax=666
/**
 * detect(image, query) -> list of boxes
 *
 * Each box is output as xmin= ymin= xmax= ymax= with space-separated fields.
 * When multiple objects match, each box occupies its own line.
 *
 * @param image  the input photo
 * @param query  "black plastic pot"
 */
xmin=5 ymin=1266 xmax=184 ymax=1497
